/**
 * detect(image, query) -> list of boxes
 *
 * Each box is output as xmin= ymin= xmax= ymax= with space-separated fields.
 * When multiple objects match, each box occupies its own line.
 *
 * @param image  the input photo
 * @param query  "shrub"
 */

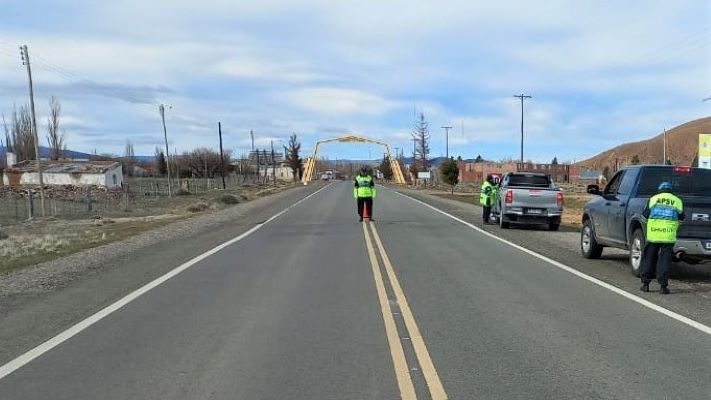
xmin=186 ymin=202 xmax=210 ymax=213
xmin=219 ymin=194 xmax=240 ymax=205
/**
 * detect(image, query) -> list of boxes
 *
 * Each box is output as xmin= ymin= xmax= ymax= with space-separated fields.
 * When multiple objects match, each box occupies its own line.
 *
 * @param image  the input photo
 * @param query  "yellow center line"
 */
xmin=362 ymin=222 xmax=417 ymax=400
xmin=369 ymin=223 xmax=449 ymax=400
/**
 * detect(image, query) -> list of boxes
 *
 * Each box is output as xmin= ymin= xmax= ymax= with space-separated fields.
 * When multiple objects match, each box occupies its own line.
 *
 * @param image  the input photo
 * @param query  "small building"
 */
xmin=263 ymin=162 xmax=296 ymax=181
xmin=3 ymin=157 xmax=124 ymax=188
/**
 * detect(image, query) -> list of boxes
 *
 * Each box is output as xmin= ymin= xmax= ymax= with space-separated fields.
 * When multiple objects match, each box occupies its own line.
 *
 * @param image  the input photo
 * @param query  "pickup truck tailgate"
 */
xmin=509 ymin=188 xmax=560 ymax=209
xmin=679 ymin=196 xmax=711 ymax=239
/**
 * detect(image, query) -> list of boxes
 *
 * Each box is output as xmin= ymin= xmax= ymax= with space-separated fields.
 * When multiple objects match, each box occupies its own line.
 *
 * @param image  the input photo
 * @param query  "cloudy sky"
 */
xmin=0 ymin=1 xmax=709 ymax=162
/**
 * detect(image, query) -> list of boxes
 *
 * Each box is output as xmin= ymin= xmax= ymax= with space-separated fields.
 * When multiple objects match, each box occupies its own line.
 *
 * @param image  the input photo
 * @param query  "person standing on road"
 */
xmin=354 ymin=166 xmax=376 ymax=222
xmin=641 ymin=181 xmax=685 ymax=294
xmin=480 ymin=174 xmax=497 ymax=224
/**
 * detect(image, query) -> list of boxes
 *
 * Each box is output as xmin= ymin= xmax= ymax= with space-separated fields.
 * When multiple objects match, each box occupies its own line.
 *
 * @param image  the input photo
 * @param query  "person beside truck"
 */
xmin=479 ymin=174 xmax=498 ymax=224
xmin=640 ymin=182 xmax=685 ymax=294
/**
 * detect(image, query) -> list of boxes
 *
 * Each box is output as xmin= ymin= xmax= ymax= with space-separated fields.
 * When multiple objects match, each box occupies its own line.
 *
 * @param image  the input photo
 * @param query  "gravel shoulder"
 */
xmin=0 ymin=183 xmax=324 ymax=365
xmin=389 ymin=185 xmax=711 ymax=327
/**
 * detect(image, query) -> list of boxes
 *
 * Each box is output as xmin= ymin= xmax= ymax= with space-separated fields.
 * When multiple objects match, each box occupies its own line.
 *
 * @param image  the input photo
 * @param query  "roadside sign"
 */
xmin=700 ymin=134 xmax=711 ymax=169
xmin=417 ymin=171 xmax=431 ymax=180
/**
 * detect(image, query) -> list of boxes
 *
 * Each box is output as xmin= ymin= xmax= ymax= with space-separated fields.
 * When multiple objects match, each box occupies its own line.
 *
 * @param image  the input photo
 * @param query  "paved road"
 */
xmin=0 ymin=182 xmax=710 ymax=399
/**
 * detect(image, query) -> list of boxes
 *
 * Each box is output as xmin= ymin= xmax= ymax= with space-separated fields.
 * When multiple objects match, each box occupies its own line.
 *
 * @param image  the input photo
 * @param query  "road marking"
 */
xmin=0 ymin=183 xmax=333 ymax=381
xmin=393 ymin=190 xmax=711 ymax=337
xmin=370 ymin=223 xmax=448 ymax=400
xmin=362 ymin=222 xmax=417 ymax=400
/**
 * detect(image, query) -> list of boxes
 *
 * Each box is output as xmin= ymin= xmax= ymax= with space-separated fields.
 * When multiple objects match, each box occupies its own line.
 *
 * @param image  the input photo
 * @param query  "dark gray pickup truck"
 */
xmin=581 ymin=165 xmax=711 ymax=276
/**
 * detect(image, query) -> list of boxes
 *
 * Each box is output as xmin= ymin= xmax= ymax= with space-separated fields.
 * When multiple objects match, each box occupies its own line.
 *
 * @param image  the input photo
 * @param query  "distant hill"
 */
xmin=577 ymin=117 xmax=711 ymax=171
xmin=0 ymin=146 xmax=94 ymax=161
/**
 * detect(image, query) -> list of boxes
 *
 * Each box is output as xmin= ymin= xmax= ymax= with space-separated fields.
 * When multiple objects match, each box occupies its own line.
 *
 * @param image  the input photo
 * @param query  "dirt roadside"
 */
xmin=0 ymin=184 xmax=292 ymax=275
xmin=0 ymin=183 xmax=306 ymax=297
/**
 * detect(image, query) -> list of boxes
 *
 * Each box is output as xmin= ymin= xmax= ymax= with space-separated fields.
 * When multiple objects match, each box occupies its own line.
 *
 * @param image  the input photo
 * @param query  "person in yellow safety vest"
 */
xmin=354 ymin=166 xmax=376 ymax=222
xmin=480 ymin=174 xmax=498 ymax=224
xmin=641 ymin=181 xmax=685 ymax=294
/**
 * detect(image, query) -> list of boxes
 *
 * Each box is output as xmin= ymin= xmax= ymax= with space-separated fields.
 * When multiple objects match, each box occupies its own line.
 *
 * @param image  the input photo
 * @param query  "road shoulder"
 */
xmin=388 ymin=186 xmax=711 ymax=328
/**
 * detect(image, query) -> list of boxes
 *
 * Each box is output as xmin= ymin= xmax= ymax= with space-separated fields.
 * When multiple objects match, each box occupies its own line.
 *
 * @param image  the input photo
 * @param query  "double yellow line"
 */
xmin=362 ymin=222 xmax=448 ymax=400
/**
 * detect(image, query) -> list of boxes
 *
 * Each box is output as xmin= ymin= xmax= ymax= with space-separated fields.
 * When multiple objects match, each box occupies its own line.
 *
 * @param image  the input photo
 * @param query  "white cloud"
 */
xmin=284 ymin=87 xmax=396 ymax=116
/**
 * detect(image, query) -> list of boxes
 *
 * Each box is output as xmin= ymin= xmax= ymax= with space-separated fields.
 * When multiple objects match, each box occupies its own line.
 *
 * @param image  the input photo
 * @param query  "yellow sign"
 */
xmin=700 ymin=134 xmax=711 ymax=157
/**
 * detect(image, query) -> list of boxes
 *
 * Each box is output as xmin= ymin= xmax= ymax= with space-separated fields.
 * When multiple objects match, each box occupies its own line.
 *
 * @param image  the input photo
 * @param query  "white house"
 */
xmin=3 ymin=156 xmax=124 ymax=188
xmin=263 ymin=163 xmax=296 ymax=181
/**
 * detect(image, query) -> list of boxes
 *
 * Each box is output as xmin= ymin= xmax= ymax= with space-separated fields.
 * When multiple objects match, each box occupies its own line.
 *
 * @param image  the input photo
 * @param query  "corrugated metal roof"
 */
xmin=8 ymin=160 xmax=121 ymax=174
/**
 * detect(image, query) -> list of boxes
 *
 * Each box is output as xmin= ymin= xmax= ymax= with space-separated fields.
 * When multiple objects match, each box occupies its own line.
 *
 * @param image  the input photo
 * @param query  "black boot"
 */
xmin=660 ymin=285 xmax=670 ymax=295
xmin=640 ymin=283 xmax=650 ymax=293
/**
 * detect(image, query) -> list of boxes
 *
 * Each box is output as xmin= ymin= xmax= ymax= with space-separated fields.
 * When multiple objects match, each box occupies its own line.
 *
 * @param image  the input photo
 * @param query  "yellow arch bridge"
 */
xmin=301 ymin=134 xmax=406 ymax=185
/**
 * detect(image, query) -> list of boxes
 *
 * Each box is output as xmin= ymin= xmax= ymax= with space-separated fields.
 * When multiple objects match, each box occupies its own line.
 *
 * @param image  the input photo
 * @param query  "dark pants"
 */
xmin=482 ymin=206 xmax=492 ymax=223
xmin=641 ymin=243 xmax=674 ymax=286
xmin=357 ymin=197 xmax=374 ymax=218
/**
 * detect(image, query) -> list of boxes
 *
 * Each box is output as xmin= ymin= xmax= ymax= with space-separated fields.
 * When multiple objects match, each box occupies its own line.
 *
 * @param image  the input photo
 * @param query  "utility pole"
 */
xmin=270 ymin=140 xmax=276 ymax=185
xmin=663 ymin=127 xmax=667 ymax=165
xmin=513 ymin=93 xmax=532 ymax=166
xmin=218 ymin=122 xmax=226 ymax=189
xmin=441 ymin=126 xmax=452 ymax=158
xmin=250 ymin=129 xmax=255 ymax=150
xmin=20 ymin=45 xmax=45 ymax=217
xmin=159 ymin=104 xmax=172 ymax=197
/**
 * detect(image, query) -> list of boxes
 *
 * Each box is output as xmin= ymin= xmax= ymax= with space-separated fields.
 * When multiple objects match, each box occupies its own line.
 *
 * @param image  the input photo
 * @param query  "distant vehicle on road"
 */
xmin=493 ymin=172 xmax=564 ymax=231
xmin=581 ymin=165 xmax=711 ymax=276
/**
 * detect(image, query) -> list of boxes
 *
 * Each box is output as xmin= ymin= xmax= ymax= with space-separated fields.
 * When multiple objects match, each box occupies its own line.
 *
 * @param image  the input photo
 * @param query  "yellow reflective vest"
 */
xmin=646 ymin=192 xmax=683 ymax=243
xmin=354 ymin=175 xmax=376 ymax=198
xmin=480 ymin=181 xmax=497 ymax=207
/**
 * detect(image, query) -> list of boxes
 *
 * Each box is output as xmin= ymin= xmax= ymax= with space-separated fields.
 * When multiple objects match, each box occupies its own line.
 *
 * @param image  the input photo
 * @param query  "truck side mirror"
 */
xmin=587 ymin=184 xmax=601 ymax=195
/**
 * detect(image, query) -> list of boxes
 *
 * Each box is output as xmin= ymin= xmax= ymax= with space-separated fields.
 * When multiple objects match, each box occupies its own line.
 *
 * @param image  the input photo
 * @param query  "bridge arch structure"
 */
xmin=301 ymin=134 xmax=406 ymax=184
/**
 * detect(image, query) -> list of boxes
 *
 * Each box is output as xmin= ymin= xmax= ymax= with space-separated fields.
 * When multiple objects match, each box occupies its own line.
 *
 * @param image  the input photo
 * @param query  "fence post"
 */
xmin=87 ymin=186 xmax=93 ymax=212
xmin=123 ymin=184 xmax=130 ymax=212
xmin=27 ymin=190 xmax=34 ymax=220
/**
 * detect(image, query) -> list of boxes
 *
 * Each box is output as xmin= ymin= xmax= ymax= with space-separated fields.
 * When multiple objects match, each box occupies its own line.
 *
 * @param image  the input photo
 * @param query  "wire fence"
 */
xmin=0 ymin=175 xmax=287 ymax=226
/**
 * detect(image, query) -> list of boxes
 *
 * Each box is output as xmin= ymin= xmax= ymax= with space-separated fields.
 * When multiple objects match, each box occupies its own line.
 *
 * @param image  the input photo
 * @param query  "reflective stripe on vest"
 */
xmin=646 ymin=193 xmax=683 ymax=243
xmin=356 ymin=176 xmax=374 ymax=198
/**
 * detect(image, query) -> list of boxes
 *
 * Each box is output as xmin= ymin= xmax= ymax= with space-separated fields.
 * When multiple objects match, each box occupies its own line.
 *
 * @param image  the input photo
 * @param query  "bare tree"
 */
xmin=46 ymin=96 xmax=65 ymax=160
xmin=182 ymin=147 xmax=232 ymax=178
xmin=122 ymin=140 xmax=136 ymax=176
xmin=411 ymin=112 xmax=430 ymax=172
xmin=283 ymin=133 xmax=303 ymax=181
xmin=3 ymin=105 xmax=35 ymax=162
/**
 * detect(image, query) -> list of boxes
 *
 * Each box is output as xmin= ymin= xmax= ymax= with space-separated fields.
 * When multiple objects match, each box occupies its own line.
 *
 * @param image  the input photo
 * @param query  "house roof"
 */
xmin=8 ymin=160 xmax=121 ymax=174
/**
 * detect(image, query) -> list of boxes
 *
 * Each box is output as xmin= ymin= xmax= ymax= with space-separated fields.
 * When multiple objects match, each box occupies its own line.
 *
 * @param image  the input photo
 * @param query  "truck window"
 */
xmin=507 ymin=174 xmax=551 ymax=188
xmin=604 ymin=171 xmax=625 ymax=194
xmin=617 ymin=168 xmax=639 ymax=195
xmin=638 ymin=168 xmax=711 ymax=196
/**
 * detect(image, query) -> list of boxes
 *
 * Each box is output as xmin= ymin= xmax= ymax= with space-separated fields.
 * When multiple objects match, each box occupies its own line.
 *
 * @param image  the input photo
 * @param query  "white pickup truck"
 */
xmin=492 ymin=172 xmax=565 ymax=231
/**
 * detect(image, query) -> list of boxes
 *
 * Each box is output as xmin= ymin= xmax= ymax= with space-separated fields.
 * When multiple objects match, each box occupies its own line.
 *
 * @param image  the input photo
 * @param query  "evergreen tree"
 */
xmin=379 ymin=155 xmax=393 ymax=180
xmin=439 ymin=157 xmax=459 ymax=194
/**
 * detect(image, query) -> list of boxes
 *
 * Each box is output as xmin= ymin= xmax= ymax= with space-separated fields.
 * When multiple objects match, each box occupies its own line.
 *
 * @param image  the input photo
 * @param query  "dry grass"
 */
xmin=0 ymin=183 xmax=297 ymax=274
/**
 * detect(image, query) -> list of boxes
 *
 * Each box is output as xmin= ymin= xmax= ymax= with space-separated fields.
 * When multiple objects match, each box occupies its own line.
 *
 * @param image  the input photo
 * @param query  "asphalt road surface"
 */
xmin=1 ymin=182 xmax=710 ymax=399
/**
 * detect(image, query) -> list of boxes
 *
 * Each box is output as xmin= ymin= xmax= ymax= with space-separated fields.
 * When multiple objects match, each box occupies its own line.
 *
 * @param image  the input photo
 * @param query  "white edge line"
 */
xmin=0 ymin=183 xmax=333 ymax=381
xmin=392 ymin=189 xmax=711 ymax=337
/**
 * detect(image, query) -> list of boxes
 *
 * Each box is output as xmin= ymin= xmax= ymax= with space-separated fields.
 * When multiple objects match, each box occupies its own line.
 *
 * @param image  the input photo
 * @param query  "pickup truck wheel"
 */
xmin=581 ymin=220 xmax=603 ymax=259
xmin=630 ymin=229 xmax=645 ymax=277
xmin=499 ymin=214 xmax=510 ymax=229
